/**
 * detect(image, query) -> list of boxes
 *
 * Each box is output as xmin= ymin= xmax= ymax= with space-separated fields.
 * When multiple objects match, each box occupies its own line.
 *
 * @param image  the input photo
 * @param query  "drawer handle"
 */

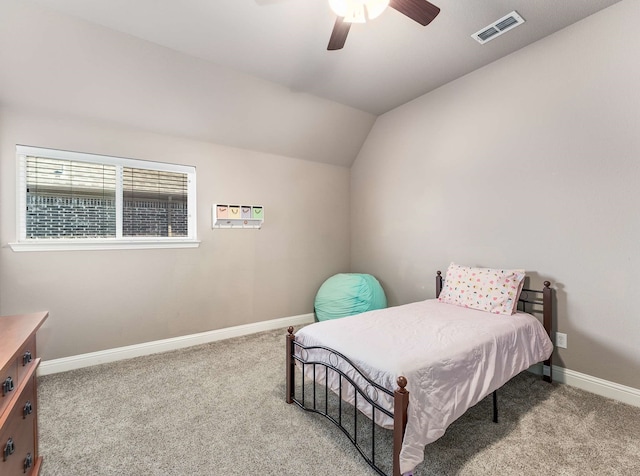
xmin=3 ymin=438 xmax=14 ymax=460
xmin=24 ymin=452 xmax=33 ymax=472
xmin=2 ymin=376 xmax=14 ymax=396
xmin=23 ymin=400 xmax=33 ymax=418
xmin=23 ymin=350 xmax=33 ymax=366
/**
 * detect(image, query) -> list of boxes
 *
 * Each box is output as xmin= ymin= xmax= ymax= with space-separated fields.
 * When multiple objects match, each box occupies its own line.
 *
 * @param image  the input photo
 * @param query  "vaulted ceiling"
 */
xmin=26 ymin=0 xmax=621 ymax=114
xmin=0 ymin=0 xmax=623 ymax=166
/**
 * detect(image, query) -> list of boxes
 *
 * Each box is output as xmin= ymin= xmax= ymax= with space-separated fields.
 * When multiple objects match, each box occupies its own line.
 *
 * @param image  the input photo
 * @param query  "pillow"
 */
xmin=438 ymin=262 xmax=525 ymax=315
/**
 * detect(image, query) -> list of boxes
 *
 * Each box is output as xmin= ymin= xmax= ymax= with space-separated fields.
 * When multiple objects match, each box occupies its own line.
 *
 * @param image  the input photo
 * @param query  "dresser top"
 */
xmin=0 ymin=311 xmax=49 ymax=365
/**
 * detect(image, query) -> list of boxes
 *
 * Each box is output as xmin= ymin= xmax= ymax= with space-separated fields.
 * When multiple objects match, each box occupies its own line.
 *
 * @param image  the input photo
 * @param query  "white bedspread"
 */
xmin=294 ymin=299 xmax=553 ymax=474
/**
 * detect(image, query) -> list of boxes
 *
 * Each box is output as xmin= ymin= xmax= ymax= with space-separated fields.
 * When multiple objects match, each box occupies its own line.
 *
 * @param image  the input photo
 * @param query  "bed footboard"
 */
xmin=393 ymin=376 xmax=409 ymax=476
xmin=286 ymin=327 xmax=409 ymax=476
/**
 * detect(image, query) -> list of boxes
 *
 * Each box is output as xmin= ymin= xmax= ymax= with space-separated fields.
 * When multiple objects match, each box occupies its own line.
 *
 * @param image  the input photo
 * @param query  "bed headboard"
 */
xmin=436 ymin=270 xmax=444 ymax=298
xmin=436 ymin=270 xmax=553 ymax=382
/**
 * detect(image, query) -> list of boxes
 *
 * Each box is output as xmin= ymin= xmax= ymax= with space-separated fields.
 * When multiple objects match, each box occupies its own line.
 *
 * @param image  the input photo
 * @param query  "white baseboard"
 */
xmin=40 ymin=317 xmax=640 ymax=410
xmin=529 ymin=363 xmax=640 ymax=408
xmin=38 ymin=313 xmax=315 ymax=376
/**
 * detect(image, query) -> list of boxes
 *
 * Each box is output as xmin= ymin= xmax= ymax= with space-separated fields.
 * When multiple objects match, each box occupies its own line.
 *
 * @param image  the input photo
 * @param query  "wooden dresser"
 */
xmin=0 ymin=312 xmax=48 ymax=476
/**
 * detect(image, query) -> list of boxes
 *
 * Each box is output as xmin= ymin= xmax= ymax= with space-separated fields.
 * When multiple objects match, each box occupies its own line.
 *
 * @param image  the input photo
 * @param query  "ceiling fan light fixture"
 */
xmin=327 ymin=0 xmax=439 ymax=50
xmin=345 ymin=4 xmax=366 ymax=23
xmin=365 ymin=0 xmax=390 ymax=19
xmin=329 ymin=0 xmax=389 ymax=23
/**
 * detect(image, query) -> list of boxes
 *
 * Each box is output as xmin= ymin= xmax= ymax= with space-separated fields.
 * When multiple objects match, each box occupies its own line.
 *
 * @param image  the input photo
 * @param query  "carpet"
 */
xmin=37 ymin=328 xmax=640 ymax=475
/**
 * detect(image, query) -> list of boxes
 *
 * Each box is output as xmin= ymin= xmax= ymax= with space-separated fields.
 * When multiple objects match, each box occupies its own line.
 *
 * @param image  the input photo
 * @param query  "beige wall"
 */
xmin=0 ymin=0 xmax=357 ymax=361
xmin=351 ymin=0 xmax=640 ymax=389
xmin=2 ymin=0 xmax=638 ymax=392
xmin=0 ymin=107 xmax=350 ymax=360
xmin=0 ymin=0 xmax=375 ymax=167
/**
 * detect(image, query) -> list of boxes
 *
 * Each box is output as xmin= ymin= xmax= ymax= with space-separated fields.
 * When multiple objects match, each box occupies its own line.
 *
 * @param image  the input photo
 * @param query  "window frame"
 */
xmin=10 ymin=145 xmax=199 ymax=252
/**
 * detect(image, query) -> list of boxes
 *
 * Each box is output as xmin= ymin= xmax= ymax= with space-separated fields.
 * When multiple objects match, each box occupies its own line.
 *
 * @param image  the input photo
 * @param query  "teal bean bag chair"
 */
xmin=314 ymin=273 xmax=387 ymax=321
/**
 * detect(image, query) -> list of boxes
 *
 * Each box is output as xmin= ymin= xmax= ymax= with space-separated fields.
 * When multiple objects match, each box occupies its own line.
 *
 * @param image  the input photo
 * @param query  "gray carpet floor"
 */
xmin=37 ymin=328 xmax=640 ymax=475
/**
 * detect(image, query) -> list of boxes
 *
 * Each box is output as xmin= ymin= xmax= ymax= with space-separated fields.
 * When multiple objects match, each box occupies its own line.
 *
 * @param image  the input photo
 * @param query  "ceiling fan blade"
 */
xmin=389 ymin=0 xmax=440 ymax=26
xmin=327 ymin=17 xmax=351 ymax=50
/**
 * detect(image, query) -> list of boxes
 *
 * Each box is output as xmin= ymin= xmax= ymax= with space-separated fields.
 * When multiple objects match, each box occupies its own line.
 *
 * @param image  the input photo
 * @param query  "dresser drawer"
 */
xmin=16 ymin=336 xmax=37 ymax=386
xmin=0 ymin=373 xmax=37 ymax=476
xmin=1 ymin=335 xmax=36 ymax=421
xmin=0 ymin=360 xmax=19 ymax=419
xmin=0 ymin=312 xmax=47 ymax=476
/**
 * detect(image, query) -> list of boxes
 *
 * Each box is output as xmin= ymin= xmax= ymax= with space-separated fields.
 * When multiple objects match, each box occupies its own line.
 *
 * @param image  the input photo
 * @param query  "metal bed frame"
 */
xmin=286 ymin=271 xmax=553 ymax=476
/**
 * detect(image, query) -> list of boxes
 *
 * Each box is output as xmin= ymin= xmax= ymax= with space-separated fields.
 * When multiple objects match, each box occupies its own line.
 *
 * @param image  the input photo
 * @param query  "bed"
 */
xmin=285 ymin=266 xmax=554 ymax=476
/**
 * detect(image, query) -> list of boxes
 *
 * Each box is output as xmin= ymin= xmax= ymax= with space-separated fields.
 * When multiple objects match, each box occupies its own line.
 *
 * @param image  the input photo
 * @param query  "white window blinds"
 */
xmin=26 ymin=156 xmax=117 ymax=238
xmin=14 ymin=146 xmax=198 ymax=251
xmin=122 ymin=167 xmax=188 ymax=237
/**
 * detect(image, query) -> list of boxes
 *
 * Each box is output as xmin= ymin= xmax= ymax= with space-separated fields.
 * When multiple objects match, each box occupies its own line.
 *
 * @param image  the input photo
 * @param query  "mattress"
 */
xmin=294 ymin=299 xmax=553 ymax=474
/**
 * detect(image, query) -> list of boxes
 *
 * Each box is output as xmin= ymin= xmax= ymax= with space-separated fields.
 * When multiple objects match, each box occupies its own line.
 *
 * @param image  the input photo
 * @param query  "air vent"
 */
xmin=472 ymin=11 xmax=525 ymax=45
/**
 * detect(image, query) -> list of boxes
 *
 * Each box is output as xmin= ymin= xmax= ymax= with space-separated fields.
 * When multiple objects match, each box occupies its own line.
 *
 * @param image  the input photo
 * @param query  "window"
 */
xmin=11 ymin=146 xmax=198 ymax=251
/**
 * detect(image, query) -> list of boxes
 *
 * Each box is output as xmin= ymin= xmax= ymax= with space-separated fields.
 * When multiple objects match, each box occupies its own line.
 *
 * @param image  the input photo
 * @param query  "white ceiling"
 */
xmin=27 ymin=0 xmax=622 ymax=115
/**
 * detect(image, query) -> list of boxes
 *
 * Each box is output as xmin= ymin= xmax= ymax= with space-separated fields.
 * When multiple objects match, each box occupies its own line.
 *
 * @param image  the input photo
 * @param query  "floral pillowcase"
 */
xmin=438 ymin=263 xmax=525 ymax=315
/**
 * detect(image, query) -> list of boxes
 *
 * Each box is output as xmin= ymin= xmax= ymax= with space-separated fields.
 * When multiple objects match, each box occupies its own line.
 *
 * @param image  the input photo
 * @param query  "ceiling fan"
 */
xmin=327 ymin=0 xmax=440 ymax=50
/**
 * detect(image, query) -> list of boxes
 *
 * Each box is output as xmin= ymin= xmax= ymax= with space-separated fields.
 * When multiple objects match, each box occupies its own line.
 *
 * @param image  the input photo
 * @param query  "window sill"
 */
xmin=8 ymin=239 xmax=201 ymax=252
